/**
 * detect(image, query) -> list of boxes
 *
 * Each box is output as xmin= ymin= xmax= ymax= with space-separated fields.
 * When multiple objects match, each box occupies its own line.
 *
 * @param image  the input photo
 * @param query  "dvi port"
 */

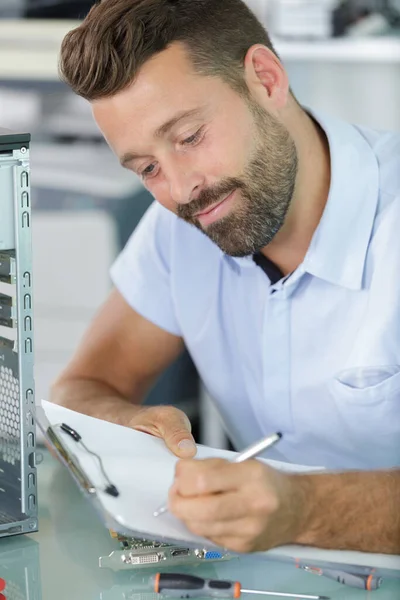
xmin=126 ymin=553 xmax=164 ymax=565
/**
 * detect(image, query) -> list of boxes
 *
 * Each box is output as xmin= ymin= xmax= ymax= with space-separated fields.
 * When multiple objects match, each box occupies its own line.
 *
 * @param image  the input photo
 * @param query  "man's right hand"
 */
xmin=128 ymin=405 xmax=197 ymax=458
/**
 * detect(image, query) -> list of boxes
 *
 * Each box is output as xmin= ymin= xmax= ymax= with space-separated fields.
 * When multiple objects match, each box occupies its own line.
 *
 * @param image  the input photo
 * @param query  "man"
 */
xmin=53 ymin=0 xmax=400 ymax=554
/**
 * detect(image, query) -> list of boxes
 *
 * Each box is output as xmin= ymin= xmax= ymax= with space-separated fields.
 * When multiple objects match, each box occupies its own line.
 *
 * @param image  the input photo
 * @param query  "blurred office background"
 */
xmin=0 ymin=0 xmax=399 ymax=448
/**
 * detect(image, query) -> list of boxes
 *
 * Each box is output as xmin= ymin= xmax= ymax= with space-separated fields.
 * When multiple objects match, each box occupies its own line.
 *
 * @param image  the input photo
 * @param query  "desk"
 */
xmin=0 ymin=450 xmax=399 ymax=600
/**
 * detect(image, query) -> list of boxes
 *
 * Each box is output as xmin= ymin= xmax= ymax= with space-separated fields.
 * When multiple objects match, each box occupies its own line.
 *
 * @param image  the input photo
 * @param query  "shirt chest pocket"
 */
xmin=330 ymin=365 xmax=400 ymax=405
xmin=328 ymin=366 xmax=400 ymax=468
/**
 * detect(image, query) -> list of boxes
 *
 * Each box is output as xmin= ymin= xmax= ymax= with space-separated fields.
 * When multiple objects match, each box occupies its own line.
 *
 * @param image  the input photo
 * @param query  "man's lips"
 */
xmin=194 ymin=189 xmax=237 ymax=227
xmin=194 ymin=191 xmax=236 ymax=218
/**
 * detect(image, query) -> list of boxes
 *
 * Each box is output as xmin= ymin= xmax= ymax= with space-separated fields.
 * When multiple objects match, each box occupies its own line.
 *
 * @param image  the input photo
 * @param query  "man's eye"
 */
xmin=141 ymin=163 xmax=157 ymax=178
xmin=181 ymin=128 xmax=203 ymax=146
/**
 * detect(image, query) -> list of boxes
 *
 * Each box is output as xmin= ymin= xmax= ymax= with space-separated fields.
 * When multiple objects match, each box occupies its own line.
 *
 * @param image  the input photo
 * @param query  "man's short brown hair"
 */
xmin=59 ymin=0 xmax=278 ymax=101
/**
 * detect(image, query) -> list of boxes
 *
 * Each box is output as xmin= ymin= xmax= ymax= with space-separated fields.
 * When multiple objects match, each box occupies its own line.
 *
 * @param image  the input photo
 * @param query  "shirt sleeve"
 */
xmin=109 ymin=201 xmax=181 ymax=336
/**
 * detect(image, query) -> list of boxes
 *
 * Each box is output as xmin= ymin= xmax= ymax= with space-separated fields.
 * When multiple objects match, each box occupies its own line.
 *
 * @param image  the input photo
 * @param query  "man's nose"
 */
xmin=167 ymin=163 xmax=205 ymax=206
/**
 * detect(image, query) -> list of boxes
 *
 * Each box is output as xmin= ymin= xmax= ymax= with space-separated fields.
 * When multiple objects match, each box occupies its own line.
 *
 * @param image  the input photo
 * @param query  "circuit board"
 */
xmin=98 ymin=532 xmax=232 ymax=571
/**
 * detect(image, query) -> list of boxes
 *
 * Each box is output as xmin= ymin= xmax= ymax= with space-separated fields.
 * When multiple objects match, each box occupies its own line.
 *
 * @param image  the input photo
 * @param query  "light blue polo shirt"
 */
xmin=110 ymin=111 xmax=400 ymax=471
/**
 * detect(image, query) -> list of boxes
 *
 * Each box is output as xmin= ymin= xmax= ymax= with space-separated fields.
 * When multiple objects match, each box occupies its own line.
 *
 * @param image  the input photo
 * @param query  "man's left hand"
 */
xmin=168 ymin=458 xmax=308 ymax=553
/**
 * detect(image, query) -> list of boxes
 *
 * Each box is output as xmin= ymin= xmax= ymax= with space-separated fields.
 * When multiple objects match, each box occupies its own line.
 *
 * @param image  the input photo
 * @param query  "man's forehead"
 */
xmin=93 ymin=45 xmax=209 ymax=123
xmin=128 ymin=43 xmax=204 ymax=99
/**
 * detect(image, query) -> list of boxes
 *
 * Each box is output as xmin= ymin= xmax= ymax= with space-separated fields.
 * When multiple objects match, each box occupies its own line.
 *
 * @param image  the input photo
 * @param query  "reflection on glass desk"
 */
xmin=0 ymin=449 xmax=399 ymax=600
xmin=0 ymin=537 xmax=41 ymax=600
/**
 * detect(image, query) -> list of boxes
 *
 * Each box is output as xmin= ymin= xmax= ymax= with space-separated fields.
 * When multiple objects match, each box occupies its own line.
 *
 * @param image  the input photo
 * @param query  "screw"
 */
xmin=29 ymin=520 xmax=37 ymax=530
xmin=20 ymin=147 xmax=27 ymax=154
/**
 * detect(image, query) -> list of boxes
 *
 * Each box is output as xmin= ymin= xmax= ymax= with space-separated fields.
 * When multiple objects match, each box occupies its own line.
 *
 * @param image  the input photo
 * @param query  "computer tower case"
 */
xmin=0 ymin=128 xmax=38 ymax=537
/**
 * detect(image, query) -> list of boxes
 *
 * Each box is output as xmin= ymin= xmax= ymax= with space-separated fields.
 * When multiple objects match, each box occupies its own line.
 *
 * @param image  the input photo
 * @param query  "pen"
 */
xmin=299 ymin=565 xmax=383 ymax=591
xmin=153 ymin=432 xmax=282 ymax=517
xmin=149 ymin=572 xmax=329 ymax=600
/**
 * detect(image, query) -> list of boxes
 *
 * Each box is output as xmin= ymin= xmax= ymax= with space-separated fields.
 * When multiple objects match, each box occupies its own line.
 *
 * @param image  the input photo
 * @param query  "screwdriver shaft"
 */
xmin=241 ymin=589 xmax=329 ymax=600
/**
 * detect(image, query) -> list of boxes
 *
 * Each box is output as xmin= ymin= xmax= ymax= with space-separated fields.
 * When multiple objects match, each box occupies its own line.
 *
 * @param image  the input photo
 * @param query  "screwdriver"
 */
xmin=151 ymin=573 xmax=330 ymax=600
xmin=299 ymin=565 xmax=383 ymax=590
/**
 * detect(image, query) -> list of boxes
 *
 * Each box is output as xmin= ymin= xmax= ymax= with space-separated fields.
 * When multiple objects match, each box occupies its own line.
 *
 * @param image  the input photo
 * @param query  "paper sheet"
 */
xmin=38 ymin=401 xmax=400 ymax=572
xmin=39 ymin=401 xmax=319 ymax=545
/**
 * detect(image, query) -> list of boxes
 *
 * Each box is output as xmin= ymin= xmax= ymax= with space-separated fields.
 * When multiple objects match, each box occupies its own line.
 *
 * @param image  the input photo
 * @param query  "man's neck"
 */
xmin=260 ymin=110 xmax=331 ymax=276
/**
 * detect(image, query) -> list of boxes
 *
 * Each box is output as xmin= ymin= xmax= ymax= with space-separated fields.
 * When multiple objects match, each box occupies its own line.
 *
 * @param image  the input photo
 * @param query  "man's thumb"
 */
xmin=175 ymin=436 xmax=197 ymax=457
xmin=162 ymin=411 xmax=197 ymax=457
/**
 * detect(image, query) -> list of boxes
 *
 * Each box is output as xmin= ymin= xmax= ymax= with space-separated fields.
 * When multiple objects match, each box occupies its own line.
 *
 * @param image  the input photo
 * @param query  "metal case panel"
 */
xmin=0 ymin=129 xmax=37 ymax=537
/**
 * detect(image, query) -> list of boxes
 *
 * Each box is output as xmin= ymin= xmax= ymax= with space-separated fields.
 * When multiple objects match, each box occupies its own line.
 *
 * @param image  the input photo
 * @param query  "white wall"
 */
xmin=283 ymin=56 xmax=400 ymax=131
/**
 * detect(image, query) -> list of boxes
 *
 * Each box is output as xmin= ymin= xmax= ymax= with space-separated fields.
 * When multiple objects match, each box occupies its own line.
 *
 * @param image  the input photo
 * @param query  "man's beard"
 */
xmin=178 ymin=101 xmax=298 ymax=257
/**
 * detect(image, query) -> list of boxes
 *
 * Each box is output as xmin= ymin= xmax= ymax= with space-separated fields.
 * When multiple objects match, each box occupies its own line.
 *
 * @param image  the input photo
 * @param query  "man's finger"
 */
xmin=174 ymin=458 xmax=261 ymax=495
xmin=184 ymin=517 xmax=255 ymax=542
xmin=159 ymin=408 xmax=197 ymax=458
xmin=210 ymin=535 xmax=257 ymax=554
xmin=169 ymin=489 xmax=244 ymax=522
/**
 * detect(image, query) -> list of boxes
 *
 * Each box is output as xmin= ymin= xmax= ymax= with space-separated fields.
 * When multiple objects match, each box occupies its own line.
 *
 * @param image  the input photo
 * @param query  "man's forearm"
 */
xmin=293 ymin=469 xmax=400 ymax=554
xmin=50 ymin=378 xmax=146 ymax=426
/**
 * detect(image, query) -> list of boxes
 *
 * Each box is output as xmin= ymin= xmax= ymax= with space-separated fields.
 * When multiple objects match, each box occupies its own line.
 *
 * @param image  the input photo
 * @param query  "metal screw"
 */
xmin=29 ymin=520 xmax=37 ymax=530
xmin=20 ymin=147 xmax=27 ymax=154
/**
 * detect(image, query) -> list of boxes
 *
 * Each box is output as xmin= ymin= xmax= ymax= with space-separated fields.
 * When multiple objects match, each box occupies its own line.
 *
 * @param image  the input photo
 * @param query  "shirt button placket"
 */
xmin=261 ymin=288 xmax=294 ymax=433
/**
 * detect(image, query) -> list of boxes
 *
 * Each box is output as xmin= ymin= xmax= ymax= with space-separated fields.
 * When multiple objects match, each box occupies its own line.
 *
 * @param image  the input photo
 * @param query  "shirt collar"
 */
xmin=302 ymin=109 xmax=379 ymax=290
xmin=223 ymin=254 xmax=256 ymax=274
xmin=224 ymin=110 xmax=380 ymax=290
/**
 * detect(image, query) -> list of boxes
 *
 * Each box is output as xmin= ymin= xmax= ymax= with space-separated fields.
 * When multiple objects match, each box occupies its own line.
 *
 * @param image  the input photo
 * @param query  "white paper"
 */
xmin=39 ymin=401 xmax=400 ymax=572
xmin=39 ymin=401 xmax=318 ymax=545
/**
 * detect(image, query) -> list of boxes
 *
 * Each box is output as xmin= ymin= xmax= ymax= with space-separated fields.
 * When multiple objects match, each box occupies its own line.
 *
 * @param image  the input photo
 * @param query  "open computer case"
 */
xmin=0 ymin=127 xmax=38 ymax=537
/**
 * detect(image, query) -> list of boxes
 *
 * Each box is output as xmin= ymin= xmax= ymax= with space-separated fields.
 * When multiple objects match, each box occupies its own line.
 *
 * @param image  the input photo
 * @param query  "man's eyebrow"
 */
xmin=120 ymin=150 xmax=144 ymax=168
xmin=154 ymin=107 xmax=205 ymax=139
xmin=120 ymin=107 xmax=205 ymax=167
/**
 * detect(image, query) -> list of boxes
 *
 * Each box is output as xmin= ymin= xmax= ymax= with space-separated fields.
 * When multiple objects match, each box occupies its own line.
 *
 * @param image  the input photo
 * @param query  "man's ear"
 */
xmin=243 ymin=44 xmax=289 ymax=109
